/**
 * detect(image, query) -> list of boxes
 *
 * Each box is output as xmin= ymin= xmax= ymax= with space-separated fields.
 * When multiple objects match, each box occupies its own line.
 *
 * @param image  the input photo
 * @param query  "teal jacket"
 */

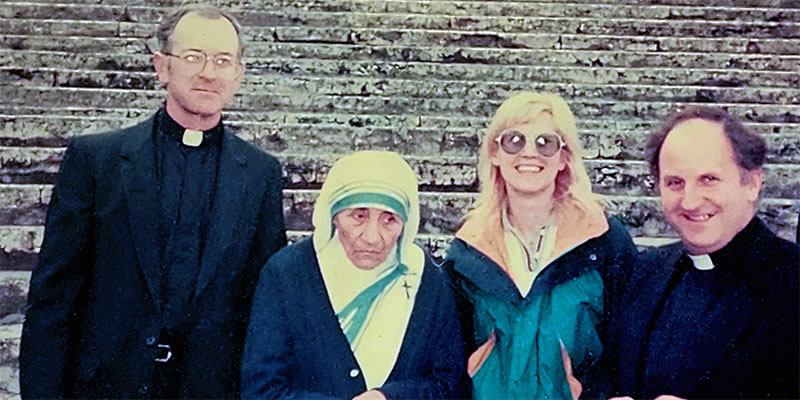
xmin=445 ymin=217 xmax=637 ymax=399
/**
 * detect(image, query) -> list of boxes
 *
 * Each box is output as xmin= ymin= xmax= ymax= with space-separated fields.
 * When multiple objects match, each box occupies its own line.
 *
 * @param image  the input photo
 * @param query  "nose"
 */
xmin=519 ymin=136 xmax=539 ymax=157
xmin=679 ymin=184 xmax=704 ymax=210
xmin=198 ymin=56 xmax=216 ymax=79
xmin=360 ymin=219 xmax=382 ymax=246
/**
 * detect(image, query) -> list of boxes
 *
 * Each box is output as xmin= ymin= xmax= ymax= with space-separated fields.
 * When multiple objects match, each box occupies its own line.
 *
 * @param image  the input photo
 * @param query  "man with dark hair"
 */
xmin=607 ymin=106 xmax=799 ymax=399
xmin=19 ymin=5 xmax=286 ymax=399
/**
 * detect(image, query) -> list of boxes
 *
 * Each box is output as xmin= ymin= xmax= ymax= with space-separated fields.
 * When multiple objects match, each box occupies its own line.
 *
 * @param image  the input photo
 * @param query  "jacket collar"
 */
xmin=452 ymin=198 xmax=608 ymax=300
xmin=456 ymin=199 xmax=608 ymax=274
xmin=120 ymin=111 xmax=249 ymax=305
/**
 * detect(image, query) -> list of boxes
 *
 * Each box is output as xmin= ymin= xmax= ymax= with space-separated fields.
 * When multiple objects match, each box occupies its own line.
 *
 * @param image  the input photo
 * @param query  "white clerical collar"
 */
xmin=182 ymin=129 xmax=203 ymax=147
xmin=688 ymin=253 xmax=715 ymax=270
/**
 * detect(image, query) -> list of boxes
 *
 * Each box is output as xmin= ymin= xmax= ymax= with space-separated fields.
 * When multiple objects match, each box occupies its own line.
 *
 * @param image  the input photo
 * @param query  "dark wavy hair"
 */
xmin=646 ymin=106 xmax=766 ymax=183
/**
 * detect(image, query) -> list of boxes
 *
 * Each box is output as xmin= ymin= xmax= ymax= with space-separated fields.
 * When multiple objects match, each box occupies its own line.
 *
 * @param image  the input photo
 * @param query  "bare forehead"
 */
xmin=663 ymin=119 xmax=730 ymax=152
xmin=346 ymin=207 xmax=399 ymax=216
xmin=660 ymin=118 xmax=737 ymax=173
xmin=171 ymin=12 xmax=239 ymax=52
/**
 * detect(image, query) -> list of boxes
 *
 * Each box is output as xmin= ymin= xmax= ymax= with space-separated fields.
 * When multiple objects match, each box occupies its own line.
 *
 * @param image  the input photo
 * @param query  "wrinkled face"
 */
xmin=334 ymin=207 xmax=404 ymax=270
xmin=153 ymin=12 xmax=244 ymax=124
xmin=659 ymin=118 xmax=762 ymax=255
xmin=490 ymin=114 xmax=567 ymax=197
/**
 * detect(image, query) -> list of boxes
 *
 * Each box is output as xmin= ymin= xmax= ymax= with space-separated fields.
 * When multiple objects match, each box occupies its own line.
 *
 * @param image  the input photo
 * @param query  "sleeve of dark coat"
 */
xmin=20 ymin=138 xmax=96 ymax=399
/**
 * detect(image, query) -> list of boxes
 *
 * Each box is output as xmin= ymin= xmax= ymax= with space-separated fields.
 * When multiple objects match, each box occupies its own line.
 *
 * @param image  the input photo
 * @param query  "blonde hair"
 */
xmin=463 ymin=92 xmax=602 ymax=228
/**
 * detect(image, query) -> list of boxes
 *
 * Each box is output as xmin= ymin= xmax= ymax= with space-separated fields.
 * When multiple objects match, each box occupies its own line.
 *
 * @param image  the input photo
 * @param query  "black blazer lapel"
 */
xmin=617 ymin=244 xmax=684 ymax=390
xmin=192 ymin=130 xmax=248 ymax=302
xmin=119 ymin=115 xmax=162 ymax=305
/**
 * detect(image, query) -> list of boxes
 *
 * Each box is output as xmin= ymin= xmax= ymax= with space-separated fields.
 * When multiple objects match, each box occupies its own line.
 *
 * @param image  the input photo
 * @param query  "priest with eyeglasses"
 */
xmin=20 ymin=5 xmax=286 ymax=399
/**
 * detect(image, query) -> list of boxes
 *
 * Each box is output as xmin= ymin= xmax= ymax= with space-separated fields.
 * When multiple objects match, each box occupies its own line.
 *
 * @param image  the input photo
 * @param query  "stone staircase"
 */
xmin=1 ymin=0 xmax=800 ymax=396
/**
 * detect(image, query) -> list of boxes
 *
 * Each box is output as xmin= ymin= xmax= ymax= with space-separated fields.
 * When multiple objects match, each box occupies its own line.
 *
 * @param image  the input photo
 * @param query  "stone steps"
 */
xmin=6 ymin=1 xmax=800 ymax=21
xmin=2 ymin=147 xmax=798 ymax=195
xmin=0 ymin=187 xmax=797 ymax=270
xmin=3 ymin=19 xmax=799 ymax=55
xmin=10 ymin=13 xmax=799 ymax=36
xmin=6 ymin=66 xmax=800 ymax=100
xmin=3 ymin=106 xmax=798 ymax=130
xmin=6 ymin=81 xmax=799 ymax=115
xmin=2 ymin=114 xmax=799 ymax=164
xmin=6 ymin=46 xmax=799 ymax=76
xmin=4 ymin=86 xmax=800 ymax=123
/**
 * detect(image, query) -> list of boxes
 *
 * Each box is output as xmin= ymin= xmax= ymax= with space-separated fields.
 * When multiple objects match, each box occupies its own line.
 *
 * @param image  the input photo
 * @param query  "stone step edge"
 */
xmin=2 ymin=184 xmax=798 ymax=203
xmin=5 ymin=46 xmax=800 ymax=64
xmin=6 ymin=1 xmax=800 ymax=13
xmin=6 ymin=66 xmax=800 ymax=89
xmin=8 ymin=86 xmax=800 ymax=107
xmin=4 ymin=111 xmax=800 ymax=129
xmin=3 ymin=27 xmax=800 ymax=48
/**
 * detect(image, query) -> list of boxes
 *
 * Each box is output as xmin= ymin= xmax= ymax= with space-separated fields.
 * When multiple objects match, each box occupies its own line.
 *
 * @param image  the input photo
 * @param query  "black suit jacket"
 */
xmin=607 ymin=218 xmax=799 ymax=399
xmin=20 ymin=113 xmax=287 ymax=399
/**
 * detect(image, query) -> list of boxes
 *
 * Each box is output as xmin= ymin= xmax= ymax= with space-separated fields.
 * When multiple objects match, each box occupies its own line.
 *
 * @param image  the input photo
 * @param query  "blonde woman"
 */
xmin=444 ymin=92 xmax=638 ymax=399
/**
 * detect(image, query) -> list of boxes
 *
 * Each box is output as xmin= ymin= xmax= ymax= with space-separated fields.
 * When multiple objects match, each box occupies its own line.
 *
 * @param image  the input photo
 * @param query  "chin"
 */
xmin=682 ymin=235 xmax=723 ymax=254
xmin=509 ymin=183 xmax=553 ymax=196
xmin=189 ymin=104 xmax=225 ymax=117
xmin=354 ymin=262 xmax=381 ymax=270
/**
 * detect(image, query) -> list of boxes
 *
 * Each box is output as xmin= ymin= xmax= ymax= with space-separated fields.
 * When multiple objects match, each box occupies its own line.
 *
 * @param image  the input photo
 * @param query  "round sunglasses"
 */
xmin=494 ymin=130 xmax=565 ymax=157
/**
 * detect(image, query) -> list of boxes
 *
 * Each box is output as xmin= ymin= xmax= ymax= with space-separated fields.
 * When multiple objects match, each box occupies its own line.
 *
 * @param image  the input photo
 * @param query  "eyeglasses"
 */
xmin=162 ymin=50 xmax=239 ymax=77
xmin=494 ymin=130 xmax=565 ymax=157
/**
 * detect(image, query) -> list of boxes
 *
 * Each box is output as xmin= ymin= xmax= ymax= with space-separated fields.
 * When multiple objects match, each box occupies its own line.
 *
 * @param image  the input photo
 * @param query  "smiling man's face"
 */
xmin=153 ymin=11 xmax=243 ymax=127
xmin=658 ymin=118 xmax=762 ymax=255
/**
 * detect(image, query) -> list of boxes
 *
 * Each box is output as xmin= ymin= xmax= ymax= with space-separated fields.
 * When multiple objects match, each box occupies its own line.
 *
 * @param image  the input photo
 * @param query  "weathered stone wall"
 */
xmin=1 ymin=0 xmax=799 ymax=397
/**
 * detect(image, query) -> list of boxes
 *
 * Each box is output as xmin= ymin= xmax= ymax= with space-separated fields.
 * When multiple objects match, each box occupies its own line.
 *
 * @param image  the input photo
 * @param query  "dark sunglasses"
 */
xmin=495 ymin=130 xmax=565 ymax=157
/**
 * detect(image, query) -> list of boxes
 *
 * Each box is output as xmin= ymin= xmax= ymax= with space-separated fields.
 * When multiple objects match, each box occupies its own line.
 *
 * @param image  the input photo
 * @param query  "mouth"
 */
xmin=683 ymin=212 xmax=715 ymax=222
xmin=193 ymin=88 xmax=218 ymax=94
xmin=515 ymin=165 xmax=543 ymax=173
xmin=353 ymin=249 xmax=381 ymax=257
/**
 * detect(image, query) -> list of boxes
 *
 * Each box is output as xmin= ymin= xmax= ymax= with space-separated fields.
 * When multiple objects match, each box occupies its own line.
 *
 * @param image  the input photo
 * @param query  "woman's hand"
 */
xmin=352 ymin=389 xmax=386 ymax=400
xmin=467 ymin=331 xmax=496 ymax=377
xmin=560 ymin=342 xmax=582 ymax=400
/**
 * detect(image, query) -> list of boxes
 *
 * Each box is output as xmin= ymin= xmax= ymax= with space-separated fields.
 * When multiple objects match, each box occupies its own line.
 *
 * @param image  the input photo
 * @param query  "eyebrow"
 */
xmin=181 ymin=48 xmax=235 ymax=56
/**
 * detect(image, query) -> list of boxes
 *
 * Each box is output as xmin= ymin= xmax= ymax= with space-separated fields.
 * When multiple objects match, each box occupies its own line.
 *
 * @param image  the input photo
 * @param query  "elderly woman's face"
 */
xmin=334 ymin=207 xmax=404 ymax=270
xmin=490 ymin=114 xmax=567 ymax=197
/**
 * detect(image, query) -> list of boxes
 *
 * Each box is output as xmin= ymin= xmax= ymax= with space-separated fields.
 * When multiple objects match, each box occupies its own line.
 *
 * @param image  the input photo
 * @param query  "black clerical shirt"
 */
xmin=634 ymin=218 xmax=800 ymax=399
xmin=153 ymin=108 xmax=222 ymax=330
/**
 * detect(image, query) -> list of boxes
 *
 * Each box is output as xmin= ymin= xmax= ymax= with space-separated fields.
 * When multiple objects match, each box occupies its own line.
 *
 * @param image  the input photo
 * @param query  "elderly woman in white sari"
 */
xmin=241 ymin=150 xmax=470 ymax=400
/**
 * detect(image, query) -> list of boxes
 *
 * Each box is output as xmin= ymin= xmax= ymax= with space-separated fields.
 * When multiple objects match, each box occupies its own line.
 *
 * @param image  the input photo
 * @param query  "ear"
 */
xmin=234 ymin=60 xmax=246 ymax=86
xmin=744 ymin=168 xmax=763 ymax=203
xmin=558 ymin=151 xmax=568 ymax=171
xmin=488 ymin=142 xmax=502 ymax=167
xmin=489 ymin=151 xmax=501 ymax=167
xmin=153 ymin=52 xmax=170 ymax=87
